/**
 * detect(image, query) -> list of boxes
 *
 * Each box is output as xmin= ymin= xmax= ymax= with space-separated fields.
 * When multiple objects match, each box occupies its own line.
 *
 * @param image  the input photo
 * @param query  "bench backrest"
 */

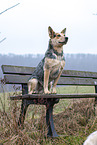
xmin=2 ymin=65 xmax=97 ymax=86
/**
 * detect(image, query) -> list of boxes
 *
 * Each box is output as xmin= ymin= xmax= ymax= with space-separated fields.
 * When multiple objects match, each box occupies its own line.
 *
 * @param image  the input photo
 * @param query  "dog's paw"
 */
xmin=44 ymin=89 xmax=51 ymax=94
xmin=44 ymin=91 xmax=51 ymax=94
xmin=51 ymin=88 xmax=57 ymax=94
xmin=28 ymin=91 xmax=33 ymax=94
xmin=28 ymin=90 xmax=37 ymax=94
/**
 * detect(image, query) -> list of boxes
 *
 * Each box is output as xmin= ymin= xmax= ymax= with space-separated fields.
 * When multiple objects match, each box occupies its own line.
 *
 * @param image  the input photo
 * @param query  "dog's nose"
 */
xmin=65 ymin=37 xmax=68 ymax=43
xmin=65 ymin=37 xmax=68 ymax=41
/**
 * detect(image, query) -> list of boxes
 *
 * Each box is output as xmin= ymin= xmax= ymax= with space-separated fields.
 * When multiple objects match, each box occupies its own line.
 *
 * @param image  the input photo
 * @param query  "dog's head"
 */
xmin=48 ymin=26 xmax=68 ymax=47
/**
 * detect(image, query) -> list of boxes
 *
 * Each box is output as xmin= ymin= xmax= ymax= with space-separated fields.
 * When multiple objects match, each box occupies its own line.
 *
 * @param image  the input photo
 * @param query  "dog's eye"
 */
xmin=64 ymin=35 xmax=65 ymax=36
xmin=54 ymin=34 xmax=56 ymax=37
xmin=57 ymin=34 xmax=61 ymax=37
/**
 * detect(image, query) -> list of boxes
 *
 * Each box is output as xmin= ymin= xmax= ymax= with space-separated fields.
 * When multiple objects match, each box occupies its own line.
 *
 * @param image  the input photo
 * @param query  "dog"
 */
xmin=83 ymin=131 xmax=97 ymax=145
xmin=28 ymin=26 xmax=68 ymax=94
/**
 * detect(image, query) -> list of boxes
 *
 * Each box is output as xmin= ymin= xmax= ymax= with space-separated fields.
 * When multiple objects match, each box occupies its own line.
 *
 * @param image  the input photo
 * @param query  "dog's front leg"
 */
xmin=52 ymin=70 xmax=63 ymax=94
xmin=44 ymin=68 xmax=51 ymax=94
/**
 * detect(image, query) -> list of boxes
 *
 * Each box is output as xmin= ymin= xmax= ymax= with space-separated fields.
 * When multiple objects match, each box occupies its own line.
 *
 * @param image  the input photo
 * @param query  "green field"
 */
xmin=0 ymin=86 xmax=97 ymax=145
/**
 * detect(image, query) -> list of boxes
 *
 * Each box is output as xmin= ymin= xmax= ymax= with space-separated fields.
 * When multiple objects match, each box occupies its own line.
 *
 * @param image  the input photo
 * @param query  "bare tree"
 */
xmin=0 ymin=3 xmax=20 ymax=43
xmin=0 ymin=38 xmax=6 ymax=43
xmin=0 ymin=3 xmax=20 ymax=15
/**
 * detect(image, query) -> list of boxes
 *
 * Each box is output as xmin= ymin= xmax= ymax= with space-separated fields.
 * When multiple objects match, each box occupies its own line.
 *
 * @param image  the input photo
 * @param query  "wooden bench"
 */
xmin=1 ymin=65 xmax=97 ymax=137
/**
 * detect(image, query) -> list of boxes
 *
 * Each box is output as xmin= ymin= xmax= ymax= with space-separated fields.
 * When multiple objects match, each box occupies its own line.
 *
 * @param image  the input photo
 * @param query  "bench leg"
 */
xmin=46 ymin=104 xmax=59 ymax=137
xmin=18 ymin=99 xmax=29 ymax=128
xmin=95 ymin=86 xmax=97 ymax=104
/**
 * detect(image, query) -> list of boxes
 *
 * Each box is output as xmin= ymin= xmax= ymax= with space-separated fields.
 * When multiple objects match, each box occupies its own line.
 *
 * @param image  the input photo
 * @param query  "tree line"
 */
xmin=0 ymin=53 xmax=97 ymax=77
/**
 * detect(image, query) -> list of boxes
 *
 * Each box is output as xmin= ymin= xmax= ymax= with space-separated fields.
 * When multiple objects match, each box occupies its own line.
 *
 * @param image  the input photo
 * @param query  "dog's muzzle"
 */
xmin=59 ymin=37 xmax=68 ymax=44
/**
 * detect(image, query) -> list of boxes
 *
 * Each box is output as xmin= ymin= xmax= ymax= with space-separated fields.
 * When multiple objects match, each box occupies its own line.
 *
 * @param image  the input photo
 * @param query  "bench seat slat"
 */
xmin=4 ymin=75 xmax=97 ymax=86
xmin=10 ymin=93 xmax=97 ymax=100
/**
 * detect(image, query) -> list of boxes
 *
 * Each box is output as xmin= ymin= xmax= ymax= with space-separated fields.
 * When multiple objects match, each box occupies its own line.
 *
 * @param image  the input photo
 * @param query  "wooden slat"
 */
xmin=2 ymin=65 xmax=35 ymax=75
xmin=4 ymin=75 xmax=31 ymax=84
xmin=62 ymin=70 xmax=97 ymax=78
xmin=2 ymin=65 xmax=97 ymax=79
xmin=4 ymin=75 xmax=97 ymax=86
xmin=10 ymin=93 xmax=97 ymax=100
xmin=57 ymin=77 xmax=97 ymax=86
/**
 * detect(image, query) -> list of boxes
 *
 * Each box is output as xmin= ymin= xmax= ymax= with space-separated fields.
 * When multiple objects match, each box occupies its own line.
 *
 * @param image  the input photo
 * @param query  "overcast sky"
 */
xmin=0 ymin=0 xmax=97 ymax=55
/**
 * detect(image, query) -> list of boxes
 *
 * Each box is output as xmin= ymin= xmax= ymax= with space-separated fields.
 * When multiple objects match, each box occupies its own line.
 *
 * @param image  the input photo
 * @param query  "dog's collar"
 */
xmin=52 ymin=48 xmax=63 ymax=57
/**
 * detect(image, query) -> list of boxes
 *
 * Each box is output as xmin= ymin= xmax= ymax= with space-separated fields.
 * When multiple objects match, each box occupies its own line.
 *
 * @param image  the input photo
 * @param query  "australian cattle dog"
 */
xmin=28 ymin=26 xmax=68 ymax=94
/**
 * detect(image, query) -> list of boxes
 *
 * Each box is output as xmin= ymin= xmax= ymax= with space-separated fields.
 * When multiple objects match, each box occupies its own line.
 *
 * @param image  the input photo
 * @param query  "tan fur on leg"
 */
xmin=52 ymin=69 xmax=64 ymax=94
xmin=28 ymin=78 xmax=38 ymax=94
xmin=44 ymin=68 xmax=51 ymax=94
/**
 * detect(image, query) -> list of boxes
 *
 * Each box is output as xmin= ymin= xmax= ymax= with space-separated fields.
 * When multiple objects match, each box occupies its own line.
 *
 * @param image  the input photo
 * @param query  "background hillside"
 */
xmin=0 ymin=53 xmax=97 ymax=77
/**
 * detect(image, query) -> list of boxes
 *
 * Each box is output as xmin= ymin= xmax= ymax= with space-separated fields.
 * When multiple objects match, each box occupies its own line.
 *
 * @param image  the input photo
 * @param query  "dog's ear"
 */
xmin=61 ymin=28 xmax=66 ymax=34
xmin=48 ymin=26 xmax=56 ymax=38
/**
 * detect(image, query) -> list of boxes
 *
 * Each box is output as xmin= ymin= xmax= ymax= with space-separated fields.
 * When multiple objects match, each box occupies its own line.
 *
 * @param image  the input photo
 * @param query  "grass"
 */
xmin=0 ymin=85 xmax=97 ymax=145
xmin=56 ymin=85 xmax=95 ymax=94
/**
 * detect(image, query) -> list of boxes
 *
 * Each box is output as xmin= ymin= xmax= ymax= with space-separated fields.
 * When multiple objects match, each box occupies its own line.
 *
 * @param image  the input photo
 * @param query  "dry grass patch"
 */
xmin=0 ymin=84 xmax=97 ymax=145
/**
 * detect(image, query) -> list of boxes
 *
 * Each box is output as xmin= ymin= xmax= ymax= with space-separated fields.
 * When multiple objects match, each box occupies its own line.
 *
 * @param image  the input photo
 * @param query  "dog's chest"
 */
xmin=45 ymin=57 xmax=65 ymax=79
xmin=51 ymin=57 xmax=65 ymax=69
